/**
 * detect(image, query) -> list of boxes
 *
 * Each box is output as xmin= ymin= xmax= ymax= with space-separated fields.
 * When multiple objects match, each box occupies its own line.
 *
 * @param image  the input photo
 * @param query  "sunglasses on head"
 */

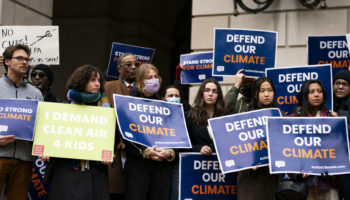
xmin=31 ymin=72 xmax=46 ymax=78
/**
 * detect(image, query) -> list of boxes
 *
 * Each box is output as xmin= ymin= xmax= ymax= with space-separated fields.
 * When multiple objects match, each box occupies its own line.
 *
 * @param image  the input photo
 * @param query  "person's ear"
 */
xmin=117 ymin=65 xmax=122 ymax=74
xmin=4 ymin=58 xmax=11 ymax=66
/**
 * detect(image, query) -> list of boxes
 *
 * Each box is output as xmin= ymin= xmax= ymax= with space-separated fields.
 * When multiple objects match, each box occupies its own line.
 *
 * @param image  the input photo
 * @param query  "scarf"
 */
xmin=67 ymin=89 xmax=110 ymax=107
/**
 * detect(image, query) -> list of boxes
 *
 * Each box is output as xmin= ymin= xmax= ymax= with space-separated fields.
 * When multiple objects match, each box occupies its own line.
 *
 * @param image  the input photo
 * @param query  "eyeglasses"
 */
xmin=31 ymin=72 xmax=46 ymax=78
xmin=12 ymin=56 xmax=30 ymax=62
xmin=334 ymin=81 xmax=350 ymax=87
xmin=123 ymin=61 xmax=140 ymax=68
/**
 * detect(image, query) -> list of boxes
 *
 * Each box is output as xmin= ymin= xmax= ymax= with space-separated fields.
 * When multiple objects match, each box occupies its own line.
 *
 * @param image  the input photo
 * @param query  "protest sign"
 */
xmin=267 ymin=117 xmax=350 ymax=175
xmin=208 ymin=108 xmax=281 ymax=174
xmin=28 ymin=157 xmax=50 ymax=200
xmin=114 ymin=94 xmax=191 ymax=149
xmin=107 ymin=42 xmax=155 ymax=78
xmin=266 ymin=64 xmax=333 ymax=114
xmin=308 ymin=35 xmax=350 ymax=76
xmin=180 ymin=52 xmax=223 ymax=84
xmin=0 ymin=99 xmax=38 ymax=141
xmin=179 ymin=153 xmax=237 ymax=200
xmin=0 ymin=26 xmax=59 ymax=65
xmin=32 ymin=102 xmax=116 ymax=161
xmin=213 ymin=28 xmax=277 ymax=77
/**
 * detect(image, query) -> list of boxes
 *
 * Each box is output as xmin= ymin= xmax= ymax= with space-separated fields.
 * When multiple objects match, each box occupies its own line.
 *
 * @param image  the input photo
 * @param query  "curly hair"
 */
xmin=188 ymin=78 xmax=225 ymax=125
xmin=66 ymin=64 xmax=105 ymax=93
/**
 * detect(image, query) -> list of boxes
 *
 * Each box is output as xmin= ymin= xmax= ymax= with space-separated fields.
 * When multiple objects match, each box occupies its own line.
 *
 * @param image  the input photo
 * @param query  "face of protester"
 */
xmin=144 ymin=69 xmax=159 ymax=81
xmin=85 ymin=72 xmax=100 ymax=94
xmin=258 ymin=81 xmax=274 ymax=106
xmin=308 ymin=83 xmax=323 ymax=108
xmin=203 ymin=82 xmax=218 ymax=105
xmin=165 ymin=88 xmax=180 ymax=99
xmin=31 ymin=69 xmax=49 ymax=92
xmin=119 ymin=55 xmax=140 ymax=82
xmin=334 ymin=78 xmax=350 ymax=99
xmin=6 ymin=49 xmax=29 ymax=76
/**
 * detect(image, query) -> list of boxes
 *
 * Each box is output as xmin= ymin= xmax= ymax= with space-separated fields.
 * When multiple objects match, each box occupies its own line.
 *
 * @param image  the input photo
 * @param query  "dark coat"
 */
xmin=104 ymin=79 xmax=130 ymax=194
xmin=185 ymin=111 xmax=215 ymax=153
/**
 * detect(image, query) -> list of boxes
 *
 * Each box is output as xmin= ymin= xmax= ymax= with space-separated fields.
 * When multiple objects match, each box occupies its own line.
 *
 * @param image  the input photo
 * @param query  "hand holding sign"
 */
xmin=0 ymin=135 xmax=15 ymax=146
xmin=200 ymin=145 xmax=213 ymax=156
xmin=234 ymin=69 xmax=245 ymax=88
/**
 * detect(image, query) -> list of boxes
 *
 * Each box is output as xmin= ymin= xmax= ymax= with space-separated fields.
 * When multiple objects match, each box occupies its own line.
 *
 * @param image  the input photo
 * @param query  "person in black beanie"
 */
xmin=30 ymin=64 xmax=59 ymax=102
xmin=333 ymin=70 xmax=350 ymax=200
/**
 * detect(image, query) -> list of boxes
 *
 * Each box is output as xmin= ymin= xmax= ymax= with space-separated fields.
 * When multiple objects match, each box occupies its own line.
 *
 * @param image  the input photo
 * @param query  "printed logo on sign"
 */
xmin=198 ymin=74 xmax=206 ymax=80
xmin=33 ymin=145 xmax=44 ymax=155
xmin=275 ymin=161 xmax=285 ymax=168
xmin=102 ymin=150 xmax=112 ymax=160
xmin=0 ymin=125 xmax=8 ymax=132
xmin=217 ymin=66 xmax=225 ymax=72
xmin=125 ymin=131 xmax=133 ymax=138
xmin=225 ymin=159 xmax=235 ymax=167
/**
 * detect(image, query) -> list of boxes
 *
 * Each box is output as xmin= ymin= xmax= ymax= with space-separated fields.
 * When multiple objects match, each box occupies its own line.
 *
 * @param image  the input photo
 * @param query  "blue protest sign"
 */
xmin=0 ymin=99 xmax=38 ymax=141
xmin=180 ymin=52 xmax=223 ymax=84
xmin=213 ymin=28 xmax=277 ymax=77
xmin=113 ymin=94 xmax=191 ymax=149
xmin=266 ymin=64 xmax=333 ymax=114
xmin=308 ymin=35 xmax=350 ymax=76
xmin=208 ymin=108 xmax=281 ymax=174
xmin=28 ymin=157 xmax=50 ymax=200
xmin=107 ymin=42 xmax=155 ymax=78
xmin=179 ymin=153 xmax=237 ymax=200
xmin=267 ymin=117 xmax=350 ymax=175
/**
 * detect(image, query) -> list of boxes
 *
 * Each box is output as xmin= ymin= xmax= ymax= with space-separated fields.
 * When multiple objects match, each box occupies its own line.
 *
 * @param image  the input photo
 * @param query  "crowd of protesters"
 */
xmin=0 ymin=43 xmax=350 ymax=200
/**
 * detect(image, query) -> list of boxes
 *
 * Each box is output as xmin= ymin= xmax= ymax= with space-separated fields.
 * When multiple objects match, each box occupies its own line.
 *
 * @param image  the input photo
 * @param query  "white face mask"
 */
xmin=166 ymin=97 xmax=180 ymax=103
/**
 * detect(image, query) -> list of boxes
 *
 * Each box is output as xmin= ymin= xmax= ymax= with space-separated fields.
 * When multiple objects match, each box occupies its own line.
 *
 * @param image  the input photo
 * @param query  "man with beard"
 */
xmin=104 ymin=53 xmax=140 ymax=200
xmin=30 ymin=64 xmax=58 ymax=102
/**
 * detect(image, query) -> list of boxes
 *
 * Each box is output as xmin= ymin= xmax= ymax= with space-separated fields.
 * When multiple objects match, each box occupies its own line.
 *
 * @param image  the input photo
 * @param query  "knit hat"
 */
xmin=32 ymin=64 xmax=54 ymax=85
xmin=334 ymin=70 xmax=350 ymax=84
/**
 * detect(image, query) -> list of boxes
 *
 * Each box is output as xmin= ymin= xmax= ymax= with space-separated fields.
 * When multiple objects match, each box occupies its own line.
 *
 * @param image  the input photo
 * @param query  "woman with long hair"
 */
xmin=291 ymin=79 xmax=339 ymax=200
xmin=124 ymin=64 xmax=175 ymax=200
xmin=44 ymin=64 xmax=111 ymax=200
xmin=186 ymin=78 xmax=225 ymax=155
xmin=236 ymin=76 xmax=279 ymax=200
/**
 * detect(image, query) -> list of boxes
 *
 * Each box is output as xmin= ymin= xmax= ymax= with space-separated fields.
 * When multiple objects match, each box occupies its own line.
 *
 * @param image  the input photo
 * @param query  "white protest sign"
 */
xmin=0 ymin=26 xmax=59 ymax=65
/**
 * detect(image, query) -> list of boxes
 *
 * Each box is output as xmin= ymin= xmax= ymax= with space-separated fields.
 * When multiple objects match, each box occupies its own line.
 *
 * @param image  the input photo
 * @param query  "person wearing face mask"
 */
xmin=225 ymin=69 xmax=255 ymax=114
xmin=161 ymin=85 xmax=190 ymax=200
xmin=163 ymin=85 xmax=191 ymax=112
xmin=125 ymin=64 xmax=175 ymax=200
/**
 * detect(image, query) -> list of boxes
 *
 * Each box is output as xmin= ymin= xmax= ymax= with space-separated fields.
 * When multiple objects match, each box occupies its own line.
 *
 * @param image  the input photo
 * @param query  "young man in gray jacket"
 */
xmin=0 ymin=44 xmax=43 ymax=199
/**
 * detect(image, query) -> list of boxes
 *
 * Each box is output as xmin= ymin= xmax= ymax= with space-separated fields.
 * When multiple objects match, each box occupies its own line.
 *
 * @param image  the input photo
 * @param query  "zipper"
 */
xmin=13 ymin=89 xmax=18 ymax=157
